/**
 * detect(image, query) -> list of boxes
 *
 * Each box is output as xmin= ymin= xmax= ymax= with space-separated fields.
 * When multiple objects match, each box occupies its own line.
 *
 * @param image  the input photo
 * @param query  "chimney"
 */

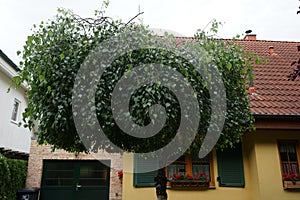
xmin=248 ymin=69 xmax=255 ymax=94
xmin=269 ymin=46 xmax=276 ymax=55
xmin=243 ymin=30 xmax=256 ymax=40
xmin=249 ymin=86 xmax=255 ymax=94
xmin=244 ymin=34 xmax=257 ymax=40
xmin=297 ymin=45 xmax=300 ymax=52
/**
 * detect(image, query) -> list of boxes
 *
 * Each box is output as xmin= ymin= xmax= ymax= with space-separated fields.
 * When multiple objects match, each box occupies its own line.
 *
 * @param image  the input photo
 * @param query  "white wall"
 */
xmin=0 ymin=56 xmax=31 ymax=153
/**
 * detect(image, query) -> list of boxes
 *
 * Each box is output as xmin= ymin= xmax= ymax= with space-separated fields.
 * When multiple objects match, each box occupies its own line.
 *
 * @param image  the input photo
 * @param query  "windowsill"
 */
xmin=167 ymin=186 xmax=216 ymax=190
xmin=10 ymin=120 xmax=19 ymax=125
xmin=167 ymin=181 xmax=215 ymax=190
xmin=283 ymin=181 xmax=300 ymax=190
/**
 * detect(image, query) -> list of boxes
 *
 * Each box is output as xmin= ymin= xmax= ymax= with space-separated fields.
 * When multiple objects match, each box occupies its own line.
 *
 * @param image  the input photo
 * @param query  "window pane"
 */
xmin=192 ymin=154 xmax=209 ymax=163
xmin=11 ymin=100 xmax=20 ymax=121
xmin=192 ymin=153 xmax=210 ymax=179
xmin=278 ymin=141 xmax=299 ymax=175
xmin=280 ymin=152 xmax=288 ymax=162
xmin=168 ymin=165 xmax=176 ymax=179
xmin=290 ymin=152 xmax=298 ymax=162
xmin=192 ymin=165 xmax=210 ymax=180
xmin=46 ymin=170 xmax=73 ymax=179
xmin=79 ymin=163 xmax=107 ymax=186
xmin=44 ymin=164 xmax=74 ymax=186
xmin=47 ymin=162 xmax=73 ymax=171
xmin=45 ymin=179 xmax=73 ymax=186
xmin=168 ymin=164 xmax=185 ymax=179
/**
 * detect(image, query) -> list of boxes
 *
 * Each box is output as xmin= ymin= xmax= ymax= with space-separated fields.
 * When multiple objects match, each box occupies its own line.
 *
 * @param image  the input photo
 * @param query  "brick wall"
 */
xmin=26 ymin=140 xmax=123 ymax=200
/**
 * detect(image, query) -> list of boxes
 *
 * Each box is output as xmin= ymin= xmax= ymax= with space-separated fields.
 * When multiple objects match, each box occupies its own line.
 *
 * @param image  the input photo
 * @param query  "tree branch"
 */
xmin=125 ymin=12 xmax=144 ymax=26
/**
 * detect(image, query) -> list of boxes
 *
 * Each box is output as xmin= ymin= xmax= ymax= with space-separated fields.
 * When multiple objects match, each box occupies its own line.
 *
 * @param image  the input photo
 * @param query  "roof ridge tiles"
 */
xmin=174 ymin=36 xmax=300 ymax=44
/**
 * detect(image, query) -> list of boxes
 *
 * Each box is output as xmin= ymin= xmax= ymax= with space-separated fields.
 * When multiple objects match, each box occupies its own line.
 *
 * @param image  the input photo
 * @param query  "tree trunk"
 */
xmin=154 ymin=168 xmax=168 ymax=200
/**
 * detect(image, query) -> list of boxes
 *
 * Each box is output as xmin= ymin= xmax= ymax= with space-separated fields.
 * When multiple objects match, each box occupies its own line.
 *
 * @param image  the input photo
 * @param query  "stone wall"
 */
xmin=26 ymin=140 xmax=123 ymax=200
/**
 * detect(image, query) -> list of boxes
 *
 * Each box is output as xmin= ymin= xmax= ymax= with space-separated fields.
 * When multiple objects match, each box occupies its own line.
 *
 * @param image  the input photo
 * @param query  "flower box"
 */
xmin=283 ymin=181 xmax=300 ymax=189
xmin=169 ymin=180 xmax=209 ymax=190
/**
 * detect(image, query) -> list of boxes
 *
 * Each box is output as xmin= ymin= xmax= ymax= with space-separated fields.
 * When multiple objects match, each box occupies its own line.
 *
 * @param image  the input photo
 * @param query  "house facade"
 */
xmin=0 ymin=50 xmax=31 ymax=160
xmin=25 ymin=35 xmax=300 ymax=200
xmin=122 ymin=35 xmax=300 ymax=200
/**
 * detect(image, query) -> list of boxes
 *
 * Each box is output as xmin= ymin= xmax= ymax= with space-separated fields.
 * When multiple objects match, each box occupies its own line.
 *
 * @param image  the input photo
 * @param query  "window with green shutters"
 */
xmin=217 ymin=144 xmax=245 ymax=187
xmin=133 ymin=155 xmax=158 ymax=187
xmin=134 ymin=153 xmax=215 ymax=187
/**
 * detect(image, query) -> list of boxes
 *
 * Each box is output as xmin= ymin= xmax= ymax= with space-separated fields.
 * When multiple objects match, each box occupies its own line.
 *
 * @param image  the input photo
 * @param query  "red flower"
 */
xmin=187 ymin=174 xmax=193 ymax=180
xmin=282 ymin=172 xmax=300 ymax=182
xmin=118 ymin=170 xmax=123 ymax=180
xmin=175 ymin=174 xmax=183 ymax=180
xmin=170 ymin=172 xmax=208 ymax=181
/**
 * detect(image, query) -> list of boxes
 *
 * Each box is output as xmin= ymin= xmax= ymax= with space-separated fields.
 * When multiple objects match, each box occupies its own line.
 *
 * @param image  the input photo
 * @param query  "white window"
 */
xmin=11 ymin=98 xmax=21 ymax=122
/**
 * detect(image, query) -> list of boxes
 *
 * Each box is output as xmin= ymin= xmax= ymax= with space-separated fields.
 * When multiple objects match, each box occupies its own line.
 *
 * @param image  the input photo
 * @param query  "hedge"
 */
xmin=0 ymin=154 xmax=27 ymax=200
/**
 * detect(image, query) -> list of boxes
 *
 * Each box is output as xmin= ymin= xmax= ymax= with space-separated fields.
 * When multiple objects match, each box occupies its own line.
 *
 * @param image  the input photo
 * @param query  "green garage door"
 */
xmin=41 ymin=160 xmax=110 ymax=200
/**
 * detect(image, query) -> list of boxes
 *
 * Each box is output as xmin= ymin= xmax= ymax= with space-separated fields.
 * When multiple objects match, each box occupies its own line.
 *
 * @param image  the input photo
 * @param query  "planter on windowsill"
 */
xmin=283 ymin=181 xmax=300 ymax=189
xmin=169 ymin=180 xmax=209 ymax=190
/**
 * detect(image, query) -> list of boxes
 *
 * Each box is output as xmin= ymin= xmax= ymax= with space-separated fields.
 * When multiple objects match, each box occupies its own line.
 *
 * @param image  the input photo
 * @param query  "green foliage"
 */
xmin=14 ymin=6 xmax=257 ymax=154
xmin=0 ymin=154 xmax=10 ymax=199
xmin=192 ymin=20 xmax=257 ymax=149
xmin=0 ymin=154 xmax=27 ymax=200
xmin=16 ymin=8 xmax=123 ymax=152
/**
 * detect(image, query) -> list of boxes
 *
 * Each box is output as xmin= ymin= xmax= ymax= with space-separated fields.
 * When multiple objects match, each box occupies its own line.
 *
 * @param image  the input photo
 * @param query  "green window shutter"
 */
xmin=217 ymin=144 xmax=245 ymax=187
xmin=134 ymin=155 xmax=158 ymax=187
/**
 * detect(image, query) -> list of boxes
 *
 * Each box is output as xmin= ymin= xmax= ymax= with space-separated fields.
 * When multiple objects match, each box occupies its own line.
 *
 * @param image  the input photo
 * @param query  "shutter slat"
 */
xmin=217 ymin=144 xmax=245 ymax=187
xmin=134 ymin=155 xmax=158 ymax=187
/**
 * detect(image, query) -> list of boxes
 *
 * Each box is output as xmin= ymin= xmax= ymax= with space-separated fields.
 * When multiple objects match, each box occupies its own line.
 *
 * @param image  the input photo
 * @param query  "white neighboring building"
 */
xmin=0 ymin=49 xmax=31 ymax=160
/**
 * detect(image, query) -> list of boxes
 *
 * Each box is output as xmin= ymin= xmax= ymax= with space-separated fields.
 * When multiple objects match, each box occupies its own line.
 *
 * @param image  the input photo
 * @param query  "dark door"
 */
xmin=41 ymin=160 xmax=110 ymax=200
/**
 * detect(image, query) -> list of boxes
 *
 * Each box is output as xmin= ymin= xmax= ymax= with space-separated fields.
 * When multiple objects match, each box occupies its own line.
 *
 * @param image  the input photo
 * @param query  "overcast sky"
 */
xmin=1 ymin=0 xmax=300 ymax=64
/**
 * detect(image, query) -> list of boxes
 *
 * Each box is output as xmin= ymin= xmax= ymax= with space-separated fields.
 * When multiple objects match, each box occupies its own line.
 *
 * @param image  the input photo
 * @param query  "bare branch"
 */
xmin=125 ymin=12 xmax=144 ymax=26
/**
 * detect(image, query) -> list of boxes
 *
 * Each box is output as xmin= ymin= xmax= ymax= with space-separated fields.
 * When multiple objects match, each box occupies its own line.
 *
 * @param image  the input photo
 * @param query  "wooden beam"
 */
xmin=255 ymin=117 xmax=300 ymax=130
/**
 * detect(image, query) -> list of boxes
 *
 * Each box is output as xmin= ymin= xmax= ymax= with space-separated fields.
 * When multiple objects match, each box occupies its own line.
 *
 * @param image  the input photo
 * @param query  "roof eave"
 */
xmin=0 ymin=50 xmax=27 ymax=90
xmin=253 ymin=113 xmax=300 ymax=119
xmin=0 ymin=50 xmax=19 ymax=72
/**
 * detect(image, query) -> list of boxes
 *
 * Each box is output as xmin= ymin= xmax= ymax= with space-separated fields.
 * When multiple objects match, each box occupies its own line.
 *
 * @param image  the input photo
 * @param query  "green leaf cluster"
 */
xmin=193 ymin=20 xmax=256 ymax=149
xmin=0 ymin=154 xmax=27 ymax=200
xmin=15 ymin=8 xmax=123 ymax=152
xmin=14 ymin=7 xmax=256 ymax=153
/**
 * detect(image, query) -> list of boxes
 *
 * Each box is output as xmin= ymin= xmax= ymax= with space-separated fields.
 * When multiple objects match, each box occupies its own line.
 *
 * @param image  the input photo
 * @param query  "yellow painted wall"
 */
xmin=122 ymin=150 xmax=253 ymax=200
xmin=122 ymin=130 xmax=300 ymax=200
xmin=245 ymin=130 xmax=300 ymax=200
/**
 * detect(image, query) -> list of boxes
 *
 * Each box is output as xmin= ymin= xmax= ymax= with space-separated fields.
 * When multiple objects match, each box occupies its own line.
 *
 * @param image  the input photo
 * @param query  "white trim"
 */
xmin=10 ymin=98 xmax=21 ymax=124
xmin=0 ymin=56 xmax=27 ymax=90
xmin=0 ymin=57 xmax=18 ymax=78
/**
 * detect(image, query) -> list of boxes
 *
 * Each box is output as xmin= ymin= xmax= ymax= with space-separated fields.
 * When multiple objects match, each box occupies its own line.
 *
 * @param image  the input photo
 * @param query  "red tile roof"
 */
xmin=236 ymin=39 xmax=300 ymax=116
xmin=175 ymin=37 xmax=300 ymax=116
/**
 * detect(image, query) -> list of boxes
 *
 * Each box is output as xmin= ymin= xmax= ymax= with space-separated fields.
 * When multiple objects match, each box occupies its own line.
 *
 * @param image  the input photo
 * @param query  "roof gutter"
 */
xmin=0 ymin=50 xmax=27 ymax=90
xmin=253 ymin=113 xmax=300 ymax=119
xmin=0 ymin=50 xmax=19 ymax=71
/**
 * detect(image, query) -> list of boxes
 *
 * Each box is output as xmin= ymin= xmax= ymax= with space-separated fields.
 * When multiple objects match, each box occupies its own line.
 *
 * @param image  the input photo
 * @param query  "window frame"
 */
xmin=10 ymin=98 xmax=21 ymax=123
xmin=166 ymin=152 xmax=215 ymax=187
xmin=166 ymin=155 xmax=186 ymax=177
xmin=277 ymin=140 xmax=300 ymax=178
xmin=191 ymin=153 xmax=211 ymax=181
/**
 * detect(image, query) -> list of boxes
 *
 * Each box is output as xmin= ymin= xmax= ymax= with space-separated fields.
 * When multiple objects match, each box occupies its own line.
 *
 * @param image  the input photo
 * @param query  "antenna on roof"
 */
xmin=245 ymin=30 xmax=252 ymax=34
xmin=138 ymin=5 xmax=144 ymax=25
xmin=243 ymin=30 xmax=256 ymax=40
